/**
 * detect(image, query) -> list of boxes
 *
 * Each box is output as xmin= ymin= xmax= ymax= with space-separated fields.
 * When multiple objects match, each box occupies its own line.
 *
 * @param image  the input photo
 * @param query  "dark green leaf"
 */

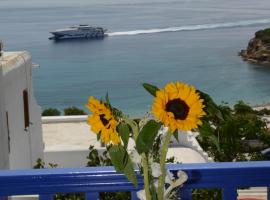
xmin=108 ymin=145 xmax=128 ymax=171
xmin=136 ymin=120 xmax=161 ymax=154
xmin=197 ymin=89 xmax=224 ymax=120
xmin=198 ymin=122 xmax=220 ymax=151
xmin=150 ymin=181 xmax=158 ymax=200
xmin=112 ymin=107 xmax=123 ymax=119
xmin=173 ymin=130 xmax=179 ymax=143
xmin=97 ymin=132 xmax=101 ymax=141
xmin=123 ymin=158 xmax=138 ymax=187
xmin=117 ymin=123 xmax=130 ymax=148
xmin=142 ymin=83 xmax=159 ymax=97
xmin=108 ymin=145 xmax=137 ymax=186
xmin=105 ymin=92 xmax=111 ymax=109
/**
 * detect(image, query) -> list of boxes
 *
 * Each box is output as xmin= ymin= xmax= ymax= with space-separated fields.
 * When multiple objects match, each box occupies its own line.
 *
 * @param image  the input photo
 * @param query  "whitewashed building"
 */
xmin=0 ymin=47 xmax=44 ymax=169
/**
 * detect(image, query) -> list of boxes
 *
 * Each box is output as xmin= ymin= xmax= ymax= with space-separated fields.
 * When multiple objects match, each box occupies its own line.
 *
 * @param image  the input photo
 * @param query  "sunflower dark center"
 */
xmin=165 ymin=98 xmax=190 ymax=120
xmin=99 ymin=114 xmax=109 ymax=126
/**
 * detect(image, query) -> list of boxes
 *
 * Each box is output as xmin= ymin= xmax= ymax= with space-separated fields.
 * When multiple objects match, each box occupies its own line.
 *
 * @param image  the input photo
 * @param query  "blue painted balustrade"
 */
xmin=0 ymin=161 xmax=270 ymax=200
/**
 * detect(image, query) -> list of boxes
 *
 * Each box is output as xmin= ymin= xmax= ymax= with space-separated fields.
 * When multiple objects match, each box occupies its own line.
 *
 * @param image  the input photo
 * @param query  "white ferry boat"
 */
xmin=49 ymin=24 xmax=107 ymax=40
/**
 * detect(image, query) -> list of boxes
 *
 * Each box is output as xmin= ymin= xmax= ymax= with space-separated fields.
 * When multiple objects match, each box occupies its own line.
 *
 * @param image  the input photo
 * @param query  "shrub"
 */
xmin=255 ymin=108 xmax=270 ymax=116
xmin=64 ymin=106 xmax=87 ymax=115
xmin=42 ymin=108 xmax=61 ymax=116
xmin=255 ymin=28 xmax=270 ymax=43
xmin=197 ymin=100 xmax=270 ymax=162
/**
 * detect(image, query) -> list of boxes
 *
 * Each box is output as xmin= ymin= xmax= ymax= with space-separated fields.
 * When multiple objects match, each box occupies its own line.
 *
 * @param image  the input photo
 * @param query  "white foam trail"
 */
xmin=108 ymin=19 xmax=270 ymax=36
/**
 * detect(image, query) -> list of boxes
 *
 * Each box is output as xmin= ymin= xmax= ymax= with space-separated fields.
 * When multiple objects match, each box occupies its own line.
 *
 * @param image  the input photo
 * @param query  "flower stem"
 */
xmin=127 ymin=117 xmax=151 ymax=199
xmin=142 ymin=153 xmax=152 ymax=200
xmin=157 ymin=131 xmax=172 ymax=200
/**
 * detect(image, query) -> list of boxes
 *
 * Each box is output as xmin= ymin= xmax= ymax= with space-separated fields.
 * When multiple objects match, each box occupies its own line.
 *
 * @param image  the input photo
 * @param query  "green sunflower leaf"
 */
xmin=197 ymin=89 xmax=224 ymax=121
xmin=108 ymin=145 xmax=138 ymax=186
xmin=105 ymin=92 xmax=111 ymax=109
xmin=112 ymin=107 xmax=123 ymax=119
xmin=142 ymin=83 xmax=159 ymax=97
xmin=108 ymin=145 xmax=128 ymax=171
xmin=136 ymin=120 xmax=161 ymax=154
xmin=97 ymin=131 xmax=101 ymax=141
xmin=123 ymin=157 xmax=138 ymax=187
xmin=173 ymin=130 xmax=179 ymax=143
xmin=117 ymin=122 xmax=130 ymax=148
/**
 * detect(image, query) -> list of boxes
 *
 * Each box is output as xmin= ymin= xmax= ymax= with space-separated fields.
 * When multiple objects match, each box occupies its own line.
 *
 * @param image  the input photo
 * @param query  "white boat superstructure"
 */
xmin=49 ymin=24 xmax=107 ymax=40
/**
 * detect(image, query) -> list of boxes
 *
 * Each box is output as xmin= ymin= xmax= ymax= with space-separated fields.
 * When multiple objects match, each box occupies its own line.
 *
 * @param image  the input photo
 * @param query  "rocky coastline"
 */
xmin=239 ymin=28 xmax=270 ymax=65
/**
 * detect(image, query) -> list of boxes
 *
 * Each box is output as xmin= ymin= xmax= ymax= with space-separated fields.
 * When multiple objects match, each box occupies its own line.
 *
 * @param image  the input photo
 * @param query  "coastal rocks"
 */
xmin=239 ymin=28 xmax=270 ymax=65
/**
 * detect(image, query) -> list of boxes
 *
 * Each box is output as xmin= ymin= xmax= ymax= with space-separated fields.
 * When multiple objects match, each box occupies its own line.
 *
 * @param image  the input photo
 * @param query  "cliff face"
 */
xmin=240 ymin=28 xmax=270 ymax=65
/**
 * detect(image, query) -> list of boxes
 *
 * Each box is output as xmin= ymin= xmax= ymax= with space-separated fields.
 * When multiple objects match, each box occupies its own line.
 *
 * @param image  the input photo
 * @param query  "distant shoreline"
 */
xmin=253 ymin=103 xmax=270 ymax=110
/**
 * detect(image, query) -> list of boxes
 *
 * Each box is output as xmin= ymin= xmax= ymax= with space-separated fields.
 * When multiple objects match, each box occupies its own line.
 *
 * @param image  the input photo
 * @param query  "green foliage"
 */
xmin=192 ymin=189 xmax=222 ymax=200
xmin=53 ymin=193 xmax=84 ymax=200
xmin=64 ymin=106 xmax=86 ymax=115
xmin=234 ymin=101 xmax=254 ymax=114
xmin=42 ymin=106 xmax=87 ymax=116
xmin=255 ymin=28 xmax=270 ymax=43
xmin=86 ymin=146 xmax=131 ymax=200
xmin=33 ymin=158 xmax=45 ymax=169
xmin=42 ymin=108 xmax=61 ymax=116
xmin=193 ymin=100 xmax=270 ymax=199
xmin=117 ymin=123 xmax=130 ymax=148
xmin=151 ymin=134 xmax=163 ymax=162
xmin=108 ymin=145 xmax=138 ymax=186
xmin=86 ymin=146 xmax=112 ymax=167
xmin=255 ymin=108 xmax=270 ymax=116
xmin=33 ymin=158 xmax=58 ymax=169
xmin=197 ymin=101 xmax=270 ymax=162
xmin=136 ymin=120 xmax=161 ymax=154
xmin=142 ymin=83 xmax=159 ymax=97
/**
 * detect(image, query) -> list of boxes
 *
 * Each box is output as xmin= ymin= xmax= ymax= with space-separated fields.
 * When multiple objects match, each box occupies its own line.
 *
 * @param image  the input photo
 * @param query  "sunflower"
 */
xmin=86 ymin=96 xmax=120 ymax=145
xmin=152 ymin=81 xmax=206 ymax=132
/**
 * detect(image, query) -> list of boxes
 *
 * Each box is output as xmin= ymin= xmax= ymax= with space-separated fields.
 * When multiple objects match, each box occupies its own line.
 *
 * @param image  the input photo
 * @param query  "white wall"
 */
xmin=44 ymin=149 xmax=90 ymax=168
xmin=1 ymin=51 xmax=44 ymax=169
xmin=0 ymin=60 xmax=9 ymax=170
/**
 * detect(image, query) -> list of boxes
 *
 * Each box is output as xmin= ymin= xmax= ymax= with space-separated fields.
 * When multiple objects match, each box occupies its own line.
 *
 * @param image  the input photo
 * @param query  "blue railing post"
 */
xmin=85 ymin=192 xmax=99 ymax=200
xmin=179 ymin=188 xmax=192 ymax=200
xmin=222 ymin=187 xmax=237 ymax=200
xmin=131 ymin=191 xmax=139 ymax=200
xmin=39 ymin=194 xmax=53 ymax=200
xmin=267 ymin=187 xmax=270 ymax=200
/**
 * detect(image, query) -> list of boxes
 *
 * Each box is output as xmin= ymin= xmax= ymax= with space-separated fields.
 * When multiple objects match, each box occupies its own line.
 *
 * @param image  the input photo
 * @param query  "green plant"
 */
xmin=86 ymin=145 xmax=112 ymax=166
xmin=64 ymin=106 xmax=87 ymax=115
xmin=197 ymin=100 xmax=270 ymax=162
xmin=86 ymin=81 xmax=208 ymax=200
xmin=33 ymin=158 xmax=58 ymax=169
xmin=192 ymin=189 xmax=222 ymax=200
xmin=255 ymin=28 xmax=270 ymax=43
xmin=42 ymin=108 xmax=61 ymax=116
xmin=191 ymin=100 xmax=270 ymax=199
xmin=86 ymin=145 xmax=131 ymax=200
xmin=255 ymin=108 xmax=270 ymax=116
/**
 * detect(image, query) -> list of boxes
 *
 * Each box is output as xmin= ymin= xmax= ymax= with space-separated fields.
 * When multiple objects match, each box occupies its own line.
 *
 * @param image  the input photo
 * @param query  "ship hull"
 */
xmin=49 ymin=25 xmax=108 ymax=40
xmin=49 ymin=34 xmax=108 ymax=40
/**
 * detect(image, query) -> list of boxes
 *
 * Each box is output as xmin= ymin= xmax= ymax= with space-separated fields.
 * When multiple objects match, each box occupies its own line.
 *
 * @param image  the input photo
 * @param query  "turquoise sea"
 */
xmin=1 ymin=0 xmax=270 ymax=116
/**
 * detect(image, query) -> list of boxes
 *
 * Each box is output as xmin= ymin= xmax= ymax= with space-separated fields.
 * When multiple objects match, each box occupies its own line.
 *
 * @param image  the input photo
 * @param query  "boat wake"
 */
xmin=108 ymin=18 xmax=270 ymax=36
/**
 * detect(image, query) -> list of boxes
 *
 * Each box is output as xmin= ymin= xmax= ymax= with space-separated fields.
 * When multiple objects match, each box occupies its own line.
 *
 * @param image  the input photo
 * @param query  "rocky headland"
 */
xmin=239 ymin=28 xmax=270 ymax=65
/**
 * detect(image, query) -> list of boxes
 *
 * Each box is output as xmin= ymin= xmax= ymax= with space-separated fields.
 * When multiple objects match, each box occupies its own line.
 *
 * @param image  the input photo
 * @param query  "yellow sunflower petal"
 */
xmin=152 ymin=82 xmax=205 ymax=132
xmin=86 ymin=96 xmax=120 ymax=145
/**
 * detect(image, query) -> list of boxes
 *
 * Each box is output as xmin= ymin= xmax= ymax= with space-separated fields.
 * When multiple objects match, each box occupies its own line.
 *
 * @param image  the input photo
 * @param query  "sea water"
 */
xmin=1 ymin=0 xmax=270 ymax=116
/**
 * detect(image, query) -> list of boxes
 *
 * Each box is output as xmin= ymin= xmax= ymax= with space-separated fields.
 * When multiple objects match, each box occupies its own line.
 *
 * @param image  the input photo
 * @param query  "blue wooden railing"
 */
xmin=0 ymin=161 xmax=270 ymax=200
